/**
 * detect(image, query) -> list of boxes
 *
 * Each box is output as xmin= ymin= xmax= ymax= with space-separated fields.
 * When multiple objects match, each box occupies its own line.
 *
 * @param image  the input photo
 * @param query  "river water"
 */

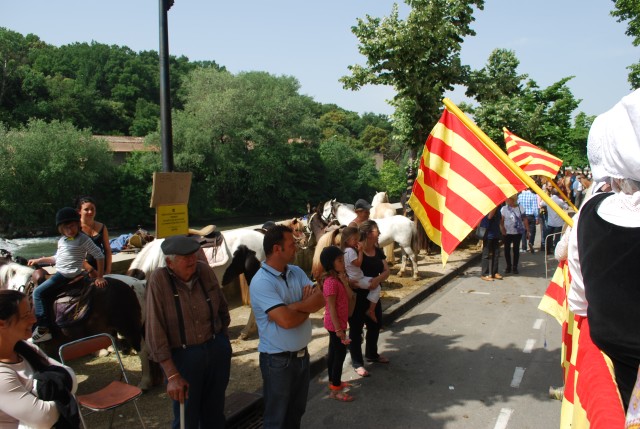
xmin=1 ymin=215 xmax=295 ymax=259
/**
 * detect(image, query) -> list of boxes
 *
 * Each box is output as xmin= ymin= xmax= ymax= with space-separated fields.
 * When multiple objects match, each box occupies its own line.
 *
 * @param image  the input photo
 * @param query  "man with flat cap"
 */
xmin=348 ymin=198 xmax=371 ymax=228
xmin=145 ymin=234 xmax=232 ymax=429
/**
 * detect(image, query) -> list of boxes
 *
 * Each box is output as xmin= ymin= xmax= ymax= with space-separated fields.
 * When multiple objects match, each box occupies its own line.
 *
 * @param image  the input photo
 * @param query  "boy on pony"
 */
xmin=27 ymin=207 xmax=106 ymax=343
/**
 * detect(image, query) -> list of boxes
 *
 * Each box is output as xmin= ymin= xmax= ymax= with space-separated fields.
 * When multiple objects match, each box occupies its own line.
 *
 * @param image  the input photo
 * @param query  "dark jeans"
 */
xmin=259 ymin=350 xmax=310 ymax=429
xmin=503 ymin=234 xmax=522 ymax=270
xmin=171 ymin=334 xmax=232 ymax=429
xmin=327 ymin=330 xmax=348 ymax=387
xmin=33 ymin=272 xmax=74 ymax=328
xmin=522 ymin=215 xmax=536 ymax=250
xmin=481 ymin=238 xmax=500 ymax=276
xmin=348 ymin=289 xmax=383 ymax=368
xmin=543 ymin=226 xmax=563 ymax=253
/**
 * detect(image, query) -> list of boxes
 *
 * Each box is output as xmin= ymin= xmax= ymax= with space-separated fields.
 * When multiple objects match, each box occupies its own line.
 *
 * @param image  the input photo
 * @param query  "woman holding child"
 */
xmin=347 ymin=220 xmax=390 ymax=378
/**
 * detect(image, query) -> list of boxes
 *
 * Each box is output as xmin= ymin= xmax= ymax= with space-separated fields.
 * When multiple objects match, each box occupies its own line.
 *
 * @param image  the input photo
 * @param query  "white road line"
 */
xmin=523 ymin=339 xmax=536 ymax=353
xmin=493 ymin=408 xmax=514 ymax=429
xmin=533 ymin=318 xmax=544 ymax=330
xmin=520 ymin=295 xmax=543 ymax=299
xmin=511 ymin=367 xmax=526 ymax=387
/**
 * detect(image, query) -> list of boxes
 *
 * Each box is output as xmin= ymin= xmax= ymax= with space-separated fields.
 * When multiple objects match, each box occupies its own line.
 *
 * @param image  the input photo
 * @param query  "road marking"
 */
xmin=520 ymin=295 xmax=543 ymax=299
xmin=533 ymin=318 xmax=544 ymax=330
xmin=461 ymin=290 xmax=490 ymax=295
xmin=523 ymin=339 xmax=536 ymax=353
xmin=494 ymin=408 xmax=514 ymax=429
xmin=511 ymin=367 xmax=526 ymax=387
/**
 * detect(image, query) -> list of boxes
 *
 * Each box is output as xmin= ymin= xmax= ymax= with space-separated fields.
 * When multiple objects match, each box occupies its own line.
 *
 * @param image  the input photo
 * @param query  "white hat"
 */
xmin=586 ymin=114 xmax=609 ymax=183
xmin=600 ymin=89 xmax=640 ymax=182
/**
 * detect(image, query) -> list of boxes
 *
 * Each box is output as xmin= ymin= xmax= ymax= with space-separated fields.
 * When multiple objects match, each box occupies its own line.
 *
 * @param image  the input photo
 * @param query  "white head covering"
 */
xmin=586 ymin=114 xmax=609 ymax=183
xmin=600 ymin=88 xmax=640 ymax=182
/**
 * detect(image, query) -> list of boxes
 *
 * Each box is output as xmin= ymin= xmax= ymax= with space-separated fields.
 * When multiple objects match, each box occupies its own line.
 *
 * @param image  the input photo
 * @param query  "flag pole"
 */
xmin=547 ymin=179 xmax=578 ymax=212
xmin=442 ymin=98 xmax=574 ymax=228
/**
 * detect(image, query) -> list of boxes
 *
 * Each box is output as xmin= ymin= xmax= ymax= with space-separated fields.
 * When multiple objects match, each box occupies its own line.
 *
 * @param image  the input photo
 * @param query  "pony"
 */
xmin=0 ymin=259 xmax=155 ymax=390
xmin=371 ymin=191 xmax=396 ymax=219
xmin=310 ymin=226 xmax=344 ymax=281
xmin=371 ymin=191 xmax=398 ymax=264
xmin=304 ymin=204 xmax=341 ymax=249
xmin=322 ymin=200 xmax=420 ymax=279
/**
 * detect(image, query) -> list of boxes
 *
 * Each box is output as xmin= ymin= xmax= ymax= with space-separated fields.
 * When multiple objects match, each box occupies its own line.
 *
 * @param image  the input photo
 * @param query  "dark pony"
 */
xmin=35 ymin=277 xmax=143 ymax=359
xmin=0 ymin=259 xmax=143 ymax=361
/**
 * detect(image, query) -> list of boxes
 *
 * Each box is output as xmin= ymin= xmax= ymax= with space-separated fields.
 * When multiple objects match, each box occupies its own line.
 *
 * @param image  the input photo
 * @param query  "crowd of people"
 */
xmin=3 ymin=90 xmax=640 ymax=428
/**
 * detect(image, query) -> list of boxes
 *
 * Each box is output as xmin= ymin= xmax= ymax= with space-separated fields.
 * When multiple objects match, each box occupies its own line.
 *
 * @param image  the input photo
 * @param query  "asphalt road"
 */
xmin=302 ymin=248 xmax=563 ymax=429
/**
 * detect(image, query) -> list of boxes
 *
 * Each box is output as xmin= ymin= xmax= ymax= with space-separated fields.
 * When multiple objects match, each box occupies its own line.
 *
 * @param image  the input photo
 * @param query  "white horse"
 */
xmin=0 ymin=260 xmax=155 ymax=390
xmin=322 ymin=200 xmax=420 ymax=279
xmin=128 ymin=228 xmax=265 ymax=284
xmin=371 ymin=191 xmax=398 ymax=264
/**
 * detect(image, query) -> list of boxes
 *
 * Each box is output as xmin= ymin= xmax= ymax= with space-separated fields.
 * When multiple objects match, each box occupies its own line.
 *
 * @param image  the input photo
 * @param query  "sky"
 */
xmin=1 ymin=1 xmax=638 ymax=119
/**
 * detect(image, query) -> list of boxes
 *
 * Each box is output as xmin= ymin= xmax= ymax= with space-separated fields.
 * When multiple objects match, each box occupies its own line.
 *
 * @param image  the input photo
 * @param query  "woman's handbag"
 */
xmin=515 ymin=207 xmax=526 ymax=235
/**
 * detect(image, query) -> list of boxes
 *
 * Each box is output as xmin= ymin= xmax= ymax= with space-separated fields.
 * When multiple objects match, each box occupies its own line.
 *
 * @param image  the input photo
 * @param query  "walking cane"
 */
xmin=180 ymin=386 xmax=186 ymax=429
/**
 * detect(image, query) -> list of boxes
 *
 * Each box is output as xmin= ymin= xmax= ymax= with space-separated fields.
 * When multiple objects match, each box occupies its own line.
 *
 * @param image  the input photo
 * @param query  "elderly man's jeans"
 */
xmin=259 ymin=351 xmax=310 ymax=429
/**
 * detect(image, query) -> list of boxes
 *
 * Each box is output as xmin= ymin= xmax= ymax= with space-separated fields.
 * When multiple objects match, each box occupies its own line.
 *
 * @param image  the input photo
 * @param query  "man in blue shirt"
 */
xmin=250 ymin=225 xmax=325 ymax=429
xmin=517 ymin=189 xmax=539 ymax=253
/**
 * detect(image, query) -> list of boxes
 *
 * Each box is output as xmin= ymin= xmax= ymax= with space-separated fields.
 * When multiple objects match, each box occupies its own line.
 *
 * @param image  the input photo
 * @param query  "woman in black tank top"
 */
xmin=77 ymin=196 xmax=112 ymax=274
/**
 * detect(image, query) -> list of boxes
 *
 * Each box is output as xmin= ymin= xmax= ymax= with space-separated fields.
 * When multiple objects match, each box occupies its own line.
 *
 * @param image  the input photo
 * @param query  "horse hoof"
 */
xmin=397 ymin=271 xmax=405 ymax=278
xmin=413 ymin=275 xmax=420 ymax=281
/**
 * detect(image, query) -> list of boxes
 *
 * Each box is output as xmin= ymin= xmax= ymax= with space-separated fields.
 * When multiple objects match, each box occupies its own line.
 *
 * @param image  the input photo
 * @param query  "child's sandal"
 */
xmin=330 ymin=391 xmax=355 ymax=402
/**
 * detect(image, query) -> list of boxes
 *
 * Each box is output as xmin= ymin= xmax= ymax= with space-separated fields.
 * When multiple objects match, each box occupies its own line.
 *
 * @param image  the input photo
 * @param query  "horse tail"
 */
xmin=411 ymin=218 xmax=421 ymax=255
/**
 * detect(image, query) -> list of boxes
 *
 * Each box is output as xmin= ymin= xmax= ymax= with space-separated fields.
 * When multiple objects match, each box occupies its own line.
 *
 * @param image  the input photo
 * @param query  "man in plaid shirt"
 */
xmin=517 ymin=189 xmax=539 ymax=253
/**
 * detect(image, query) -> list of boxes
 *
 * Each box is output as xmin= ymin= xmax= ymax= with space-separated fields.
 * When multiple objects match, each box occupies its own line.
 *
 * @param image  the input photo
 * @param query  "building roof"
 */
xmin=94 ymin=135 xmax=159 ymax=153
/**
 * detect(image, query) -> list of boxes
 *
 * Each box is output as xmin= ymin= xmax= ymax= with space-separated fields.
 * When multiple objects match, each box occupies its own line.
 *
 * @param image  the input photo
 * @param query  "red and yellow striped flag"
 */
xmin=503 ymin=127 xmax=563 ymax=179
xmin=539 ymin=261 xmax=625 ymax=428
xmin=408 ymin=107 xmax=527 ymax=264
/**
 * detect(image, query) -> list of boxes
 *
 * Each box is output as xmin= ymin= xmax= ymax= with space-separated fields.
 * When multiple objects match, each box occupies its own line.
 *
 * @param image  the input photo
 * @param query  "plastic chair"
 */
xmin=58 ymin=333 xmax=146 ymax=428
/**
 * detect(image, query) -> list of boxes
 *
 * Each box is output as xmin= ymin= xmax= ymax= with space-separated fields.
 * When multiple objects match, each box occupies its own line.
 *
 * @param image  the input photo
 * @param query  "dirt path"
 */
xmin=76 ymin=244 xmax=478 ymax=427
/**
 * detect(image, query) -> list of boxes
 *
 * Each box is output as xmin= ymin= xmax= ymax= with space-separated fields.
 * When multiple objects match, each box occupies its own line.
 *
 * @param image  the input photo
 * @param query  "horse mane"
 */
xmin=0 ymin=260 xmax=34 ymax=290
xmin=311 ymin=227 xmax=343 ymax=280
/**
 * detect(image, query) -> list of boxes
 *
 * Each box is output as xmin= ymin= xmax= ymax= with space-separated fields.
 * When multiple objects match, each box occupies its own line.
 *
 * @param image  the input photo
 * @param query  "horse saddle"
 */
xmin=192 ymin=230 xmax=229 ymax=268
xmin=54 ymin=278 xmax=94 ymax=328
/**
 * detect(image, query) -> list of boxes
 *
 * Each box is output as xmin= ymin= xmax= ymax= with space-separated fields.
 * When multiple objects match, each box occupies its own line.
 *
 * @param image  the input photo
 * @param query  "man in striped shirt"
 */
xmin=517 ymin=189 xmax=539 ymax=253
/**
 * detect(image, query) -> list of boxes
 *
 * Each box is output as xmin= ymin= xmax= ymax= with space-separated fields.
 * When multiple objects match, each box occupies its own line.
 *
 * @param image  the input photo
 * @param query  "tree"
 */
xmin=611 ymin=0 xmax=640 ymax=88
xmin=172 ymin=68 xmax=324 ymax=215
xmin=376 ymin=160 xmax=406 ymax=199
xmin=465 ymin=49 xmax=584 ymax=166
xmin=0 ymin=120 xmax=114 ymax=230
xmin=341 ymin=0 xmax=485 ymax=155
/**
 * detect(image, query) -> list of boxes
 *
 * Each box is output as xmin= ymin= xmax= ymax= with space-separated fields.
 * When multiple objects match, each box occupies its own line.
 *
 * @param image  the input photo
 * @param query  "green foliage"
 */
xmin=611 ymin=1 xmax=640 ymax=89
xmin=464 ymin=49 xmax=585 ymax=167
xmin=0 ymin=28 xmax=224 ymax=135
xmin=376 ymin=160 xmax=406 ymax=199
xmin=0 ymin=120 xmax=114 ymax=230
xmin=318 ymin=138 xmax=378 ymax=203
xmin=341 ymin=0 xmax=485 ymax=153
xmin=104 ymin=150 xmax=160 ymax=228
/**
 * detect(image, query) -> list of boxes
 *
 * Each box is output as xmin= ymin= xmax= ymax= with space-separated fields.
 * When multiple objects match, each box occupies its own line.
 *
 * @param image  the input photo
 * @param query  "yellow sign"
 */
xmin=156 ymin=204 xmax=189 ymax=238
